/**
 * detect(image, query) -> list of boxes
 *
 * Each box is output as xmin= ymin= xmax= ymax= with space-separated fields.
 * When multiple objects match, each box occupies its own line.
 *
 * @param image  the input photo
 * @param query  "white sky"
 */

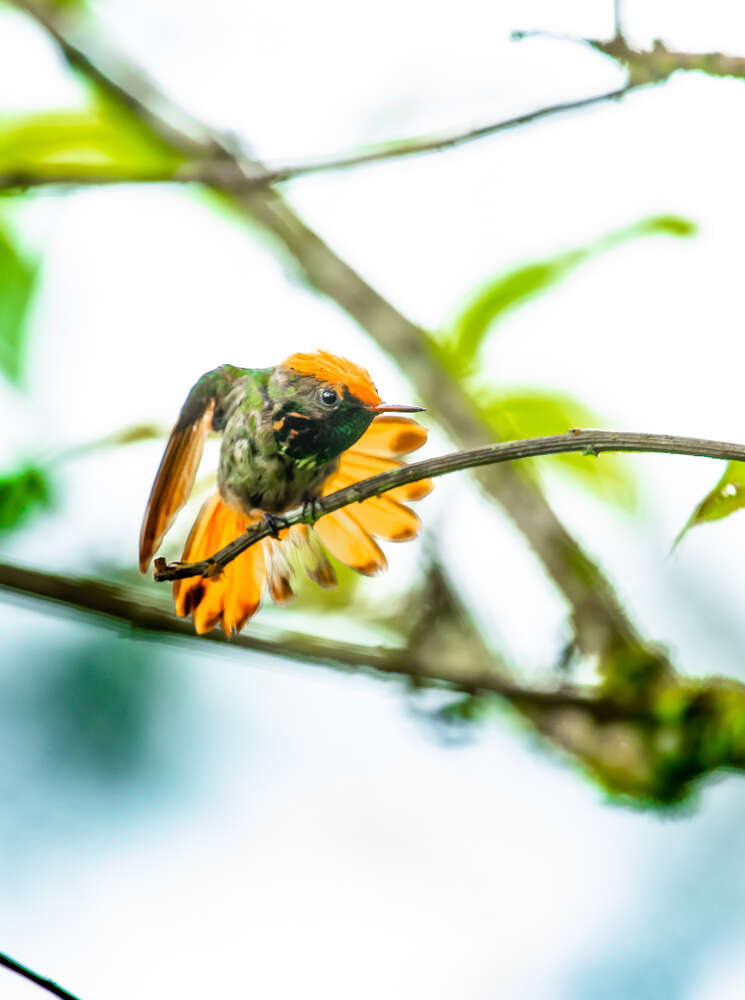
xmin=2 ymin=1 xmax=745 ymax=998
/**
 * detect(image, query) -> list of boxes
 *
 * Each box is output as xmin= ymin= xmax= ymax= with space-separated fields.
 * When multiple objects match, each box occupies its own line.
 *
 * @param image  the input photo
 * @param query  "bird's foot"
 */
xmin=262 ymin=513 xmax=290 ymax=538
xmin=301 ymin=495 xmax=323 ymax=522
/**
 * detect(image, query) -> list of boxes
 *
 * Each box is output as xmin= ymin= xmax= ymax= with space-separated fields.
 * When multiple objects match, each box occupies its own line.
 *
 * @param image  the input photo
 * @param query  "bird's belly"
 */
xmin=218 ymin=436 xmax=336 ymax=515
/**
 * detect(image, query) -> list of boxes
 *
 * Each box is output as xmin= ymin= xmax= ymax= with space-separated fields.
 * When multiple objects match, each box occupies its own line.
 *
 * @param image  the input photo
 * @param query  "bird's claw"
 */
xmin=301 ymin=496 xmax=323 ymax=522
xmin=262 ymin=513 xmax=290 ymax=538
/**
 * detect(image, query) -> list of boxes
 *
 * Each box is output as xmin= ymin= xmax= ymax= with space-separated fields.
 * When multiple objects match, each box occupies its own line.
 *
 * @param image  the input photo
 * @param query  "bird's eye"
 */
xmin=320 ymin=388 xmax=338 ymax=407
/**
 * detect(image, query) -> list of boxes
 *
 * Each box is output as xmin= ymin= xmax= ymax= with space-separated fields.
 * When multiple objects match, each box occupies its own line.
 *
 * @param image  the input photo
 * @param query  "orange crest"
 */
xmin=282 ymin=350 xmax=381 ymax=408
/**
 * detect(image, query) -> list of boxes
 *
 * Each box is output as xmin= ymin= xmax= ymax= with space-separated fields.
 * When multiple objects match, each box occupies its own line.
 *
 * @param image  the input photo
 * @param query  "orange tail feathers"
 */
xmin=315 ymin=415 xmax=432 ymax=575
xmin=174 ymin=493 xmax=266 ymax=635
xmin=173 ymin=496 xmax=339 ymax=635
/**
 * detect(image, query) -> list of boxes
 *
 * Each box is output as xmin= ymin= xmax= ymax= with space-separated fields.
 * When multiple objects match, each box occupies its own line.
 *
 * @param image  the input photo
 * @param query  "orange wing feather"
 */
xmin=139 ymin=400 xmax=215 ymax=572
xmin=351 ymin=415 xmax=428 ymax=456
xmin=314 ymin=508 xmax=387 ymax=575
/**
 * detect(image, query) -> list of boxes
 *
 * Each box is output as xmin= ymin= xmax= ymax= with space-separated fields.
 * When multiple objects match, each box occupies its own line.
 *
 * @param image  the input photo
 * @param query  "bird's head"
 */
xmin=274 ymin=350 xmax=423 ymax=462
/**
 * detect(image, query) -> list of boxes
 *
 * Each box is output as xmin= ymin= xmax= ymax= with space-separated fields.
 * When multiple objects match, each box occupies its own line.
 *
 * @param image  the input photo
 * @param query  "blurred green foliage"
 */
xmin=0 ymin=215 xmax=50 ymax=538
xmin=675 ymin=461 xmax=745 ymax=548
xmin=92 ymin=422 xmax=162 ymax=447
xmin=289 ymin=554 xmax=361 ymax=610
xmin=441 ymin=671 xmax=745 ymax=806
xmin=33 ymin=636 xmax=168 ymax=780
xmin=0 ymin=94 xmax=182 ymax=179
xmin=0 ymin=631 xmax=192 ymax=827
xmin=60 ymin=422 xmax=164 ymax=463
xmin=481 ymin=388 xmax=635 ymax=504
xmin=444 ymin=214 xmax=696 ymax=377
xmin=0 ymin=219 xmax=38 ymax=385
xmin=450 ymin=249 xmax=586 ymax=371
xmin=0 ymin=462 xmax=52 ymax=534
xmin=572 ymin=678 xmax=745 ymax=806
xmin=433 ymin=214 xmax=696 ymax=505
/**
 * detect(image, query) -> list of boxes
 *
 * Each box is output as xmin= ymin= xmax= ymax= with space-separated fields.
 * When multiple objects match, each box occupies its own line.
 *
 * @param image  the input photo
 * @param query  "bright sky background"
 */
xmin=3 ymin=1 xmax=745 ymax=998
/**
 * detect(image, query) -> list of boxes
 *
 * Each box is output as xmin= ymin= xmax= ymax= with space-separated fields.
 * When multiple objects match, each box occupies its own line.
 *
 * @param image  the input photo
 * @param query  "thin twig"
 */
xmin=0 ymin=951 xmax=81 ymax=1000
xmin=153 ymin=429 xmax=745 ymax=582
xmin=0 ymin=561 xmax=652 ymax=723
xmin=511 ymin=29 xmax=595 ymax=47
xmin=0 ymin=86 xmax=633 ymax=194
xmin=513 ymin=28 xmax=745 ymax=84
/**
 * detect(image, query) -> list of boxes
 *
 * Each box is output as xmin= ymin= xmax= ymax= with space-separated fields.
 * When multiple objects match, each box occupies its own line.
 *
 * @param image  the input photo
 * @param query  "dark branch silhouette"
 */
xmin=0 ymin=951 xmax=81 ymax=1000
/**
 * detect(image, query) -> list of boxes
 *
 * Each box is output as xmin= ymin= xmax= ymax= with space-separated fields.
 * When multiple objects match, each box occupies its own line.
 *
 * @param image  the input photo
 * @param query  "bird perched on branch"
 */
xmin=139 ymin=351 xmax=432 ymax=635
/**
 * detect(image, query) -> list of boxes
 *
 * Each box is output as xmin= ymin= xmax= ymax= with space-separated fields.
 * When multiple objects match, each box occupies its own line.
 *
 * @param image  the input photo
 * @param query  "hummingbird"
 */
xmin=139 ymin=351 xmax=432 ymax=635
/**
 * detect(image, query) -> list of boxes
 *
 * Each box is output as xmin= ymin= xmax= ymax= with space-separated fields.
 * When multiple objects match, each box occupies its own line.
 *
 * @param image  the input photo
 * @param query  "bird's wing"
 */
xmin=139 ymin=365 xmax=244 ymax=572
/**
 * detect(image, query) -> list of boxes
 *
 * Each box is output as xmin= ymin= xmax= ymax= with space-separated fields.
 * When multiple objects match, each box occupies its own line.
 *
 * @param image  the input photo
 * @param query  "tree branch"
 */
xmin=513 ymin=29 xmax=745 ymax=85
xmin=0 ymin=560 xmax=409 ymax=671
xmin=592 ymin=36 xmax=745 ymax=83
xmin=0 ymin=560 xmax=639 ymax=721
xmin=153 ymin=429 xmax=745 ymax=581
xmin=0 ymin=85 xmax=632 ymax=193
xmin=0 ymin=951 xmax=81 ymax=1000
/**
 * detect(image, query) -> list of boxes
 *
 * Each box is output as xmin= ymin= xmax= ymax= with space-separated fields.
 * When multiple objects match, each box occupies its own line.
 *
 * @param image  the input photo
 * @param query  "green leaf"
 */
xmin=450 ymin=249 xmax=588 ymax=366
xmin=624 ymin=214 xmax=697 ymax=239
xmin=445 ymin=214 xmax=697 ymax=371
xmin=63 ymin=422 xmax=164 ymax=460
xmin=438 ymin=694 xmax=492 ymax=724
xmin=0 ymin=95 xmax=182 ymax=179
xmin=674 ymin=461 xmax=745 ymax=548
xmin=0 ymin=222 xmax=38 ymax=385
xmin=480 ymin=389 xmax=636 ymax=506
xmin=0 ymin=462 xmax=53 ymax=535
